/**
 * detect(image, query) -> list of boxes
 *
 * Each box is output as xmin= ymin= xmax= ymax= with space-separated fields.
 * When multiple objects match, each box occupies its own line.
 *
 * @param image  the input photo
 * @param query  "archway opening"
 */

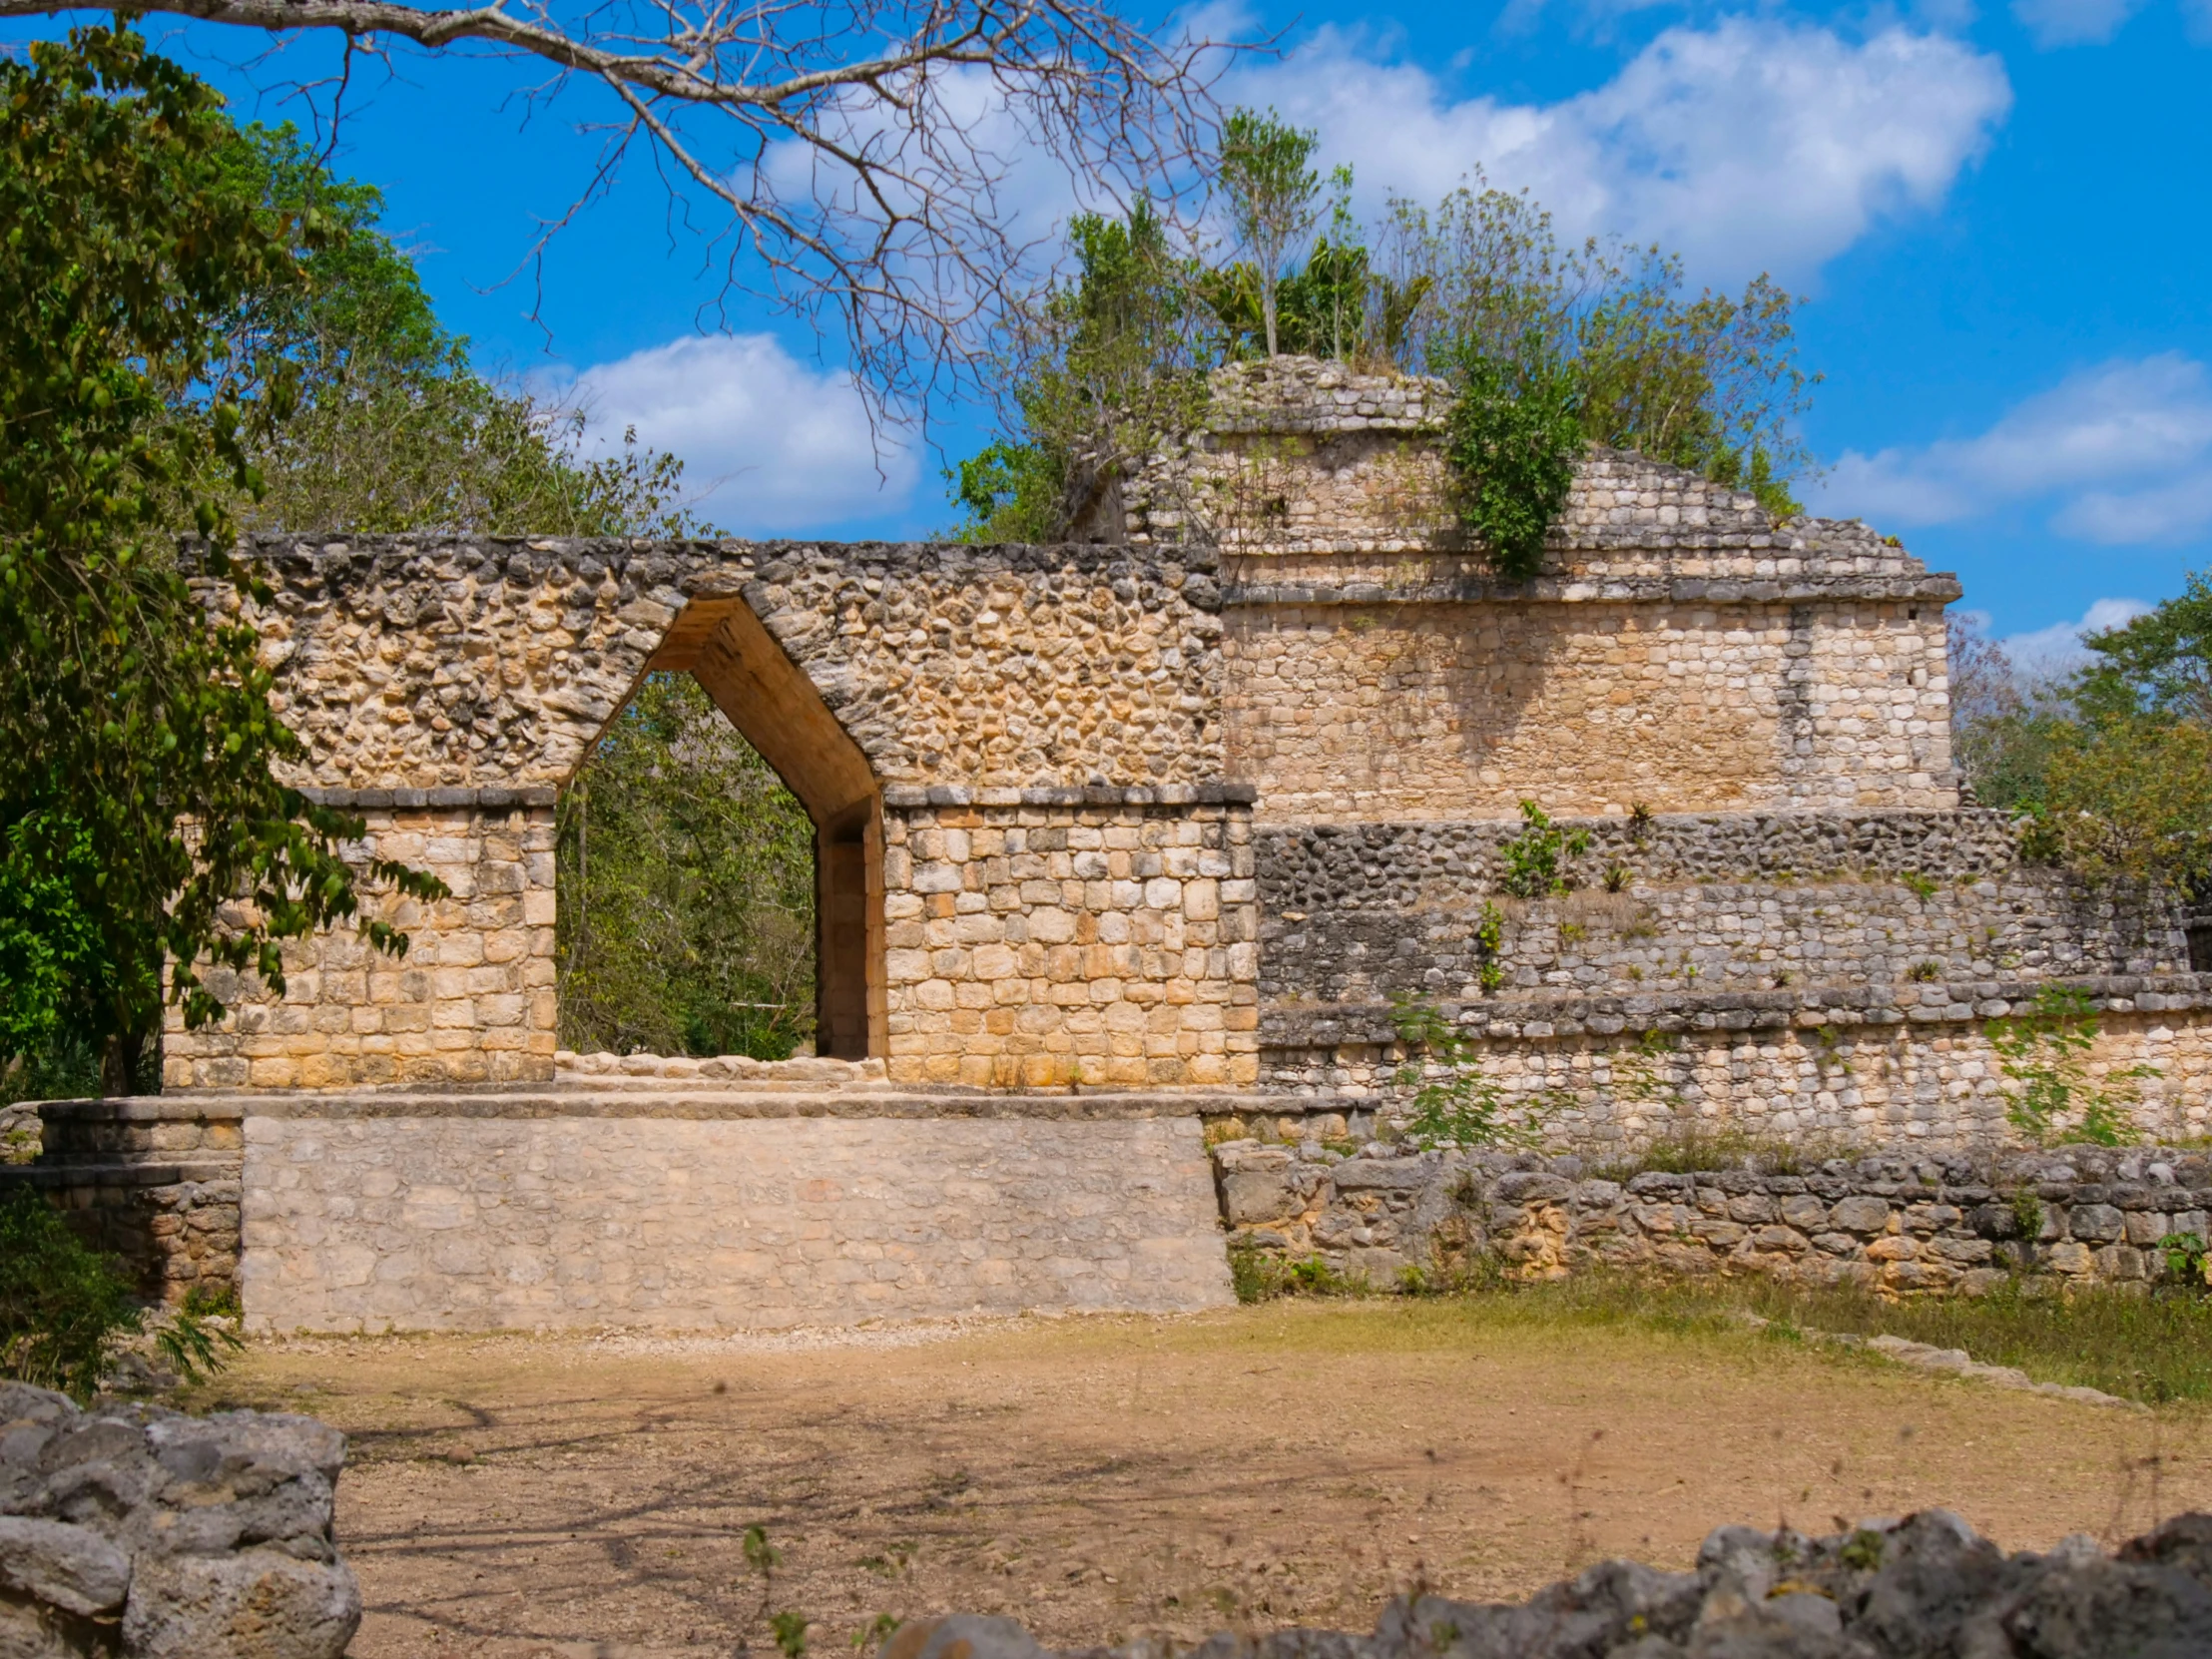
xmin=555 ymin=598 xmax=883 ymax=1061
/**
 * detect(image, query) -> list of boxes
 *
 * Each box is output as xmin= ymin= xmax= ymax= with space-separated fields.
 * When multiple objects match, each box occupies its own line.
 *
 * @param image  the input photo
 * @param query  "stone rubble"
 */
xmin=0 ymin=1383 xmax=358 ymax=1658
xmin=884 ymin=1509 xmax=2212 ymax=1659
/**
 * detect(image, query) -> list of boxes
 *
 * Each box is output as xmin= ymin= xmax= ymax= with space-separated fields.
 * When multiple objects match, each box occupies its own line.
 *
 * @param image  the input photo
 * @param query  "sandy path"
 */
xmin=193 ymin=1300 xmax=2212 ymax=1659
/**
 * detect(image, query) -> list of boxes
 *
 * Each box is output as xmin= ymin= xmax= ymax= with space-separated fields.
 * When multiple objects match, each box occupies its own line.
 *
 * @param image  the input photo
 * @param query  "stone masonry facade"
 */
xmin=10 ymin=353 xmax=2212 ymax=1330
xmin=1214 ymin=1137 xmax=2212 ymax=1297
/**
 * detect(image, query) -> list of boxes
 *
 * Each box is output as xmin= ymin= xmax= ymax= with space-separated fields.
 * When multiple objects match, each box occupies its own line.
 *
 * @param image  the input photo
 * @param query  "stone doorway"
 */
xmin=632 ymin=597 xmax=885 ymax=1061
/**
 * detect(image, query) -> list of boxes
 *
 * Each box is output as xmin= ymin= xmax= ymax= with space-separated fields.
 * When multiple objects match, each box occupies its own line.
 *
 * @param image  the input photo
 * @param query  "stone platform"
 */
xmin=2 ymin=1083 xmax=1243 ymax=1332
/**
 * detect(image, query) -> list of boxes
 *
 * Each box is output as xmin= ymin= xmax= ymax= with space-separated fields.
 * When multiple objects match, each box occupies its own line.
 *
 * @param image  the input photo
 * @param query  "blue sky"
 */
xmin=23 ymin=0 xmax=2212 ymax=657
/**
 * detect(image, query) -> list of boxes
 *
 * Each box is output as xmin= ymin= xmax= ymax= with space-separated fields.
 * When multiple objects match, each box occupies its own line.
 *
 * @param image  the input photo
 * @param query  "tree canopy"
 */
xmin=949 ymin=125 xmax=1818 ymax=551
xmin=1951 ymin=587 xmax=2212 ymax=901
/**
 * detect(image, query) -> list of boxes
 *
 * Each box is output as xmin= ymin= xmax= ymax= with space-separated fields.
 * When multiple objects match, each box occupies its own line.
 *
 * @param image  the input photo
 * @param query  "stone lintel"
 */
xmin=298 ymin=786 xmax=560 ymax=811
xmin=882 ymin=783 xmax=1259 ymax=810
xmin=1225 ymin=574 xmax=1964 ymax=608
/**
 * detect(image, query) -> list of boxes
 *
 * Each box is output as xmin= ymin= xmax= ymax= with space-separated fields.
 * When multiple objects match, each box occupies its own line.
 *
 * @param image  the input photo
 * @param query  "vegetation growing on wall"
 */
xmin=557 ymin=675 xmax=818 ymax=1060
xmin=951 ymin=125 xmax=1817 ymax=553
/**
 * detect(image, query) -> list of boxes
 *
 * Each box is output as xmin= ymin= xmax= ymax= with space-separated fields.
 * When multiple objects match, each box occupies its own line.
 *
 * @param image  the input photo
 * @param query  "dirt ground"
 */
xmin=191 ymin=1300 xmax=2212 ymax=1659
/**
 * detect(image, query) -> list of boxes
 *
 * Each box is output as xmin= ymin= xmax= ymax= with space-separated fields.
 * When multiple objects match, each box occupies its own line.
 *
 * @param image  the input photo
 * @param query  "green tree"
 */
xmin=206 ymin=123 xmax=696 ymax=540
xmin=0 ymin=25 xmax=444 ymax=1093
xmin=1216 ymin=110 xmax=1323 ymax=360
xmin=1376 ymin=176 xmax=1815 ymax=517
xmin=557 ymin=675 xmax=819 ymax=1059
xmin=952 ymin=200 xmax=1216 ymax=542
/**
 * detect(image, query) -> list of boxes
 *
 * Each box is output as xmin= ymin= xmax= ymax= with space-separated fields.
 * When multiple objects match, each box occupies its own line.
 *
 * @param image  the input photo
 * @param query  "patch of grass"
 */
xmin=1445 ymin=1273 xmax=2212 ymax=1405
xmin=1588 ymin=1123 xmax=1860 ymax=1182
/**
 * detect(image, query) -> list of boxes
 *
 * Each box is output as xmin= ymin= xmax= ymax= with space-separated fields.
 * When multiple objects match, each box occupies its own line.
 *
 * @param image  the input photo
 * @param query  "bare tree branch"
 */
xmin=3 ymin=0 xmax=1242 ymax=430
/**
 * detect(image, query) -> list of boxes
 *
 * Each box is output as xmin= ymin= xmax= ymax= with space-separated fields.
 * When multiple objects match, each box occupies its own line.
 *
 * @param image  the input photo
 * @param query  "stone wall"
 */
xmin=242 ymin=1104 xmax=1233 ymax=1332
xmin=1224 ymin=598 xmax=1956 ymax=821
xmin=1213 ymin=1138 xmax=2212 ymax=1296
xmin=1116 ymin=359 xmax=1963 ymax=821
xmin=882 ymin=794 xmax=1258 ymax=1087
xmin=1262 ymin=982 xmax=2212 ymax=1148
xmin=164 ymin=799 xmax=556 ymax=1090
xmin=0 ymin=1384 xmax=360 ymax=1659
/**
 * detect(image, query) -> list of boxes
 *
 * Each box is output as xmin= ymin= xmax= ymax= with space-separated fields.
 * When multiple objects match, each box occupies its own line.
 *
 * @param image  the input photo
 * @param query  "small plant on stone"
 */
xmin=1902 ymin=871 xmax=1939 ymax=902
xmin=744 ymin=1525 xmax=812 ymax=1658
xmin=1907 ymin=960 xmax=1942 ymax=983
xmin=1499 ymin=801 xmax=1591 ymax=899
xmin=853 ymin=1615 xmax=901 ymax=1653
xmin=2159 ymin=1232 xmax=2212 ymax=1289
xmin=2009 ymin=1190 xmax=2045 ymax=1244
xmin=1627 ymin=802 xmax=1655 ymax=846
xmin=1987 ymin=985 xmax=2155 ymax=1148
xmin=1389 ymin=993 xmax=1548 ymax=1150
xmin=1472 ymin=899 xmax=1506 ymax=994
xmin=1603 ymin=863 xmax=1631 ymax=893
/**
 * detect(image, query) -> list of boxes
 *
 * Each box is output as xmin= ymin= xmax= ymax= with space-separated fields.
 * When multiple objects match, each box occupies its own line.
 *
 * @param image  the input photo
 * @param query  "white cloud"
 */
xmin=569 ymin=334 xmax=918 ymax=534
xmin=1815 ymin=354 xmax=2212 ymax=545
xmin=1226 ymin=17 xmax=2011 ymax=283
xmin=2010 ymin=0 xmax=2144 ymax=46
xmin=2001 ymin=597 xmax=2153 ymax=681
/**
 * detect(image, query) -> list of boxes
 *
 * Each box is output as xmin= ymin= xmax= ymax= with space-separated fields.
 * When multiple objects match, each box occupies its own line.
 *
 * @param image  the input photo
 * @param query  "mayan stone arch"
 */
xmin=42 ymin=353 xmax=2209 ymax=1333
xmin=167 ymin=537 xmax=1242 ymax=1090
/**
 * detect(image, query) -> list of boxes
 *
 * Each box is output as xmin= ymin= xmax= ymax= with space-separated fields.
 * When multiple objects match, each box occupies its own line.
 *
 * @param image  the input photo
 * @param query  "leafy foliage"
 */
xmin=0 ymin=1189 xmax=240 ymax=1400
xmin=1497 ymin=801 xmax=1593 ymax=898
xmin=1987 ymin=985 xmax=2152 ymax=1148
xmin=1215 ymin=110 xmax=1323 ymax=360
xmin=0 ymin=1190 xmax=139 ymax=1398
xmin=952 ymin=202 xmax=1216 ymax=543
xmin=1376 ymin=176 xmax=1816 ymax=518
xmin=0 ymin=26 xmax=446 ymax=1090
xmin=557 ymin=675 xmax=817 ymax=1058
xmin=1388 ymin=993 xmax=1550 ymax=1149
xmin=1441 ymin=355 xmax=1583 ymax=581
xmin=1951 ymin=585 xmax=2212 ymax=899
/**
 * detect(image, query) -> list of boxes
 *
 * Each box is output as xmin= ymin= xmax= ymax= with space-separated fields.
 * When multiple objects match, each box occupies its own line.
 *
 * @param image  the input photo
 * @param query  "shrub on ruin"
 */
xmin=0 ymin=1190 xmax=243 ymax=1400
xmin=1987 ymin=985 xmax=2153 ymax=1148
xmin=1388 ymin=993 xmax=1553 ymax=1150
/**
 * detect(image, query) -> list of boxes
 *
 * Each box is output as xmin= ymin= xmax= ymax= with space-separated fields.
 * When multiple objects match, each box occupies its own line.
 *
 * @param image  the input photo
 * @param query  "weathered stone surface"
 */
xmin=1215 ymin=1140 xmax=2212 ymax=1295
xmin=0 ymin=1520 xmax=128 ymax=1617
xmin=121 ymin=1551 xmax=356 ymax=1659
xmin=910 ymin=1511 xmax=2212 ymax=1659
xmin=0 ymin=1389 xmax=358 ymax=1659
xmin=242 ymin=1112 xmax=1234 ymax=1332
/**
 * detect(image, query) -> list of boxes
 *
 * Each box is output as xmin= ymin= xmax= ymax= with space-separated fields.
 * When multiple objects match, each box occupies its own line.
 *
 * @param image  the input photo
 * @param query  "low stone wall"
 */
xmin=0 ymin=1384 xmax=359 ymax=1658
xmin=1213 ymin=1137 xmax=2212 ymax=1294
xmin=242 ymin=1101 xmax=1234 ymax=1332
xmin=1259 ymin=978 xmax=2212 ymax=1147
xmin=0 ymin=1099 xmax=242 ymax=1304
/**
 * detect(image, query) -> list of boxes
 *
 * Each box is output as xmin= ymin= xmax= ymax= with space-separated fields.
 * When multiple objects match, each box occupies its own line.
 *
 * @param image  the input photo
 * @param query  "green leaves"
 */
xmin=0 ymin=27 xmax=444 ymax=1076
xmin=1442 ymin=358 xmax=1583 ymax=583
xmin=1987 ymin=985 xmax=2153 ymax=1149
xmin=556 ymin=675 xmax=817 ymax=1060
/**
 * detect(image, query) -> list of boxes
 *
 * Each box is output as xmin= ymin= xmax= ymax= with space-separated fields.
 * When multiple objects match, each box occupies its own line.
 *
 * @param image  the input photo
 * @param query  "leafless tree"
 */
xmin=1 ymin=0 xmax=1240 ymax=425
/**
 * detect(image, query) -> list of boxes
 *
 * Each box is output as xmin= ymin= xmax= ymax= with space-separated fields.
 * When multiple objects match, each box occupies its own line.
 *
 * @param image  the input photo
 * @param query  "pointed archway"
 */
xmin=635 ymin=597 xmax=884 ymax=1060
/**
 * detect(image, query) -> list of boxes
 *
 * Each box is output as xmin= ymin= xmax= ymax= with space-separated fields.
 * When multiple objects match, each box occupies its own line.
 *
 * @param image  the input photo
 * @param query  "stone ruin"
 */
xmin=887 ymin=1507 xmax=2212 ymax=1659
xmin=0 ymin=1382 xmax=359 ymax=1658
xmin=5 ymin=355 xmax=2210 ymax=1330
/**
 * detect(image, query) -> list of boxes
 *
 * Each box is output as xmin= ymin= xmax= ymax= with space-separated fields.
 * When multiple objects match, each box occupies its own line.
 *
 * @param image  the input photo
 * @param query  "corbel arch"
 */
xmin=612 ymin=595 xmax=885 ymax=1061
